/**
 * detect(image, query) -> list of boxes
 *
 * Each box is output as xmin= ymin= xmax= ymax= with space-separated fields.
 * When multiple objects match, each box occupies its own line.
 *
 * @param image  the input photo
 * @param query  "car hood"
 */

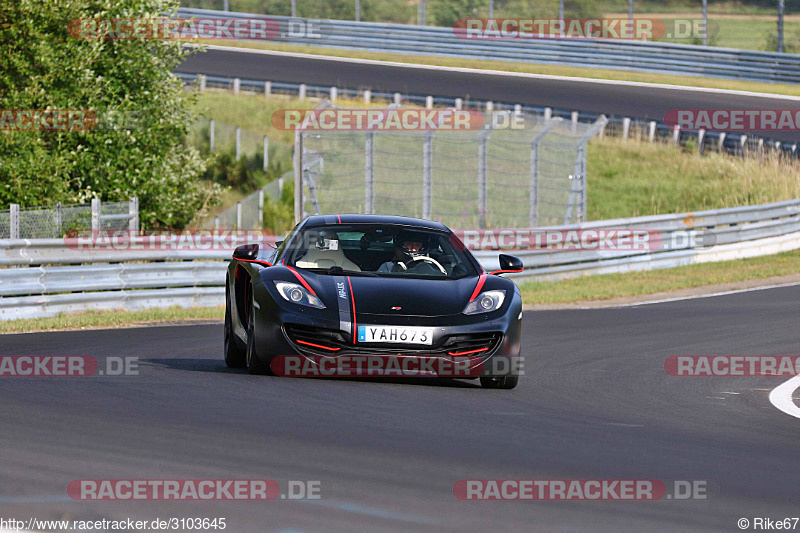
xmin=316 ymin=274 xmax=481 ymax=317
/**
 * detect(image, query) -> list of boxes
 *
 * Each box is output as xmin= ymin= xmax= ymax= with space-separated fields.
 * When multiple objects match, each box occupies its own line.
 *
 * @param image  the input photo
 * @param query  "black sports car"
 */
xmin=224 ymin=215 xmax=524 ymax=389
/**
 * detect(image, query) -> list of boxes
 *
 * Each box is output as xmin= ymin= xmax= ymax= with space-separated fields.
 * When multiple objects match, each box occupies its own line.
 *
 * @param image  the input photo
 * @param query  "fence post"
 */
xmin=394 ymin=92 xmax=402 ymax=106
xmin=233 ymin=77 xmax=241 ymax=94
xmin=209 ymin=119 xmax=215 ymax=151
xmin=363 ymin=89 xmax=371 ymax=104
xmin=9 ymin=203 xmax=19 ymax=239
xmin=330 ymin=87 xmax=338 ymax=102
xmin=236 ymin=202 xmax=242 ymax=230
xmin=55 ymin=201 xmax=62 ymax=237
xmin=455 ymin=98 xmax=463 ymax=109
xmin=258 ymin=189 xmax=264 ymax=228
xmin=299 ymin=84 xmax=307 ymax=100
xmin=622 ymin=117 xmax=631 ymax=140
xmin=91 ymin=198 xmax=100 ymax=232
xmin=485 ymin=101 xmax=493 ymax=112
xmin=264 ymin=81 xmax=271 ymax=96
xmin=673 ymin=125 xmax=681 ymax=145
xmin=198 ymin=74 xmax=206 ymax=91
xmin=294 ymin=130 xmax=303 ymax=223
xmin=718 ymin=132 xmax=726 ymax=151
xmin=530 ymin=140 xmax=539 ymax=227
xmin=263 ymin=136 xmax=269 ymax=172
xmin=579 ymin=143 xmax=588 ymax=223
xmin=648 ymin=121 xmax=656 ymax=143
xmin=544 ymin=107 xmax=552 ymax=121
xmin=478 ymin=132 xmax=488 ymax=229
xmin=235 ymin=127 xmax=241 ymax=160
xmin=422 ymin=131 xmax=433 ymax=220
xmin=698 ymin=129 xmax=706 ymax=155
xmin=571 ymin=111 xmax=579 ymax=134
xmin=365 ymin=132 xmax=375 ymax=214
xmin=426 ymin=96 xmax=433 ymax=109
xmin=514 ymin=104 xmax=522 ymax=116
xmin=529 ymin=118 xmax=562 ymax=227
xmin=214 ymin=216 xmax=220 ymax=230
xmin=128 ymin=197 xmax=138 ymax=231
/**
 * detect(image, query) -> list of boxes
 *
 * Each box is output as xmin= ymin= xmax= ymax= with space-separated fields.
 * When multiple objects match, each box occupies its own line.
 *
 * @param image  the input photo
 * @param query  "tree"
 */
xmin=0 ymin=0 xmax=221 ymax=228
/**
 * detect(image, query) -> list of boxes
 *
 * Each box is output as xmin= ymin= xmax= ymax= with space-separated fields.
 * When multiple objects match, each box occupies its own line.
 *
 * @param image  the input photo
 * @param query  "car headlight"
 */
xmin=463 ymin=290 xmax=505 ymax=315
xmin=274 ymin=281 xmax=325 ymax=309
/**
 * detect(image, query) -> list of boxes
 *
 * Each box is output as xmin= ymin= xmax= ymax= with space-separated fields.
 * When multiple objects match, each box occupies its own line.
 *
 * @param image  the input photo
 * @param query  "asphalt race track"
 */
xmin=176 ymin=46 xmax=800 ymax=143
xmin=1 ymin=286 xmax=798 ymax=532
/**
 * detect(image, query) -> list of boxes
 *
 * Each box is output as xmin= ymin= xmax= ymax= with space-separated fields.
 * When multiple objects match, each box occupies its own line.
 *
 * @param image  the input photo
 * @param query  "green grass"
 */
xmin=587 ymin=136 xmax=800 ymax=220
xmin=0 ymin=306 xmax=225 ymax=334
xmin=518 ymin=248 xmax=800 ymax=304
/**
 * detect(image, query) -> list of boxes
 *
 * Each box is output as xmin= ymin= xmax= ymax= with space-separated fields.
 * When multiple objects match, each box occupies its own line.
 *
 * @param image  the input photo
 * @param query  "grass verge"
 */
xmin=0 ymin=306 xmax=224 ymax=334
xmin=195 ymin=40 xmax=800 ymax=98
xmin=518 ymin=248 xmax=800 ymax=305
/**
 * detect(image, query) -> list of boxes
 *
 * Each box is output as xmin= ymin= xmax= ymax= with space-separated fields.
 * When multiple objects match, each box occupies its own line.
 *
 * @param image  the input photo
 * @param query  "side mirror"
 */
xmin=233 ymin=243 xmax=259 ymax=261
xmin=492 ymin=254 xmax=523 ymax=275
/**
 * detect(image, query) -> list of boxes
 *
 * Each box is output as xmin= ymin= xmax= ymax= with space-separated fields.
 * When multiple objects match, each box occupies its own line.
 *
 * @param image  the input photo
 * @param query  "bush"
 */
xmin=262 ymin=180 xmax=295 ymax=234
xmin=0 ymin=0 xmax=222 ymax=228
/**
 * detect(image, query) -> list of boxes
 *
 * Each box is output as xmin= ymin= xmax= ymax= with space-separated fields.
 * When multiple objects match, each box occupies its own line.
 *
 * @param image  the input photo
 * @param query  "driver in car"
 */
xmin=378 ymin=231 xmax=436 ymax=273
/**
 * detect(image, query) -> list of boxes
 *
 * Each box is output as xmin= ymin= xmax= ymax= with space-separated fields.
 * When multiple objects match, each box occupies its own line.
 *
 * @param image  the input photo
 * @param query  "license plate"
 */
xmin=357 ymin=325 xmax=433 ymax=345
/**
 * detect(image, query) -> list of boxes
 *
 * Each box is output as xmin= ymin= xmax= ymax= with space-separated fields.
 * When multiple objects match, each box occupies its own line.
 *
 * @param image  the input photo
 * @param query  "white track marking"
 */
xmin=202 ymin=44 xmax=800 ymax=101
xmin=769 ymin=375 xmax=800 ymax=419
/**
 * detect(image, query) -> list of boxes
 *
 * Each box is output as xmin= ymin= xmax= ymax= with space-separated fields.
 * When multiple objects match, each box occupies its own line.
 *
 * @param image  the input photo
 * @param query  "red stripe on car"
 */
xmin=296 ymin=340 xmax=340 ymax=352
xmin=469 ymin=274 xmax=488 ymax=301
xmin=285 ymin=265 xmax=317 ymax=295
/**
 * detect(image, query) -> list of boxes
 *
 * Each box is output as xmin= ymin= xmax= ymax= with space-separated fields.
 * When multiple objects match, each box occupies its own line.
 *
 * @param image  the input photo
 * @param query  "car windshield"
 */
xmin=283 ymin=224 xmax=478 ymax=279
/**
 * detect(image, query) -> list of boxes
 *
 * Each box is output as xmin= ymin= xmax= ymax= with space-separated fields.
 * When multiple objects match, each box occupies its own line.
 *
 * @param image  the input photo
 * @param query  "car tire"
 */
xmin=480 ymin=374 xmax=519 ymax=390
xmin=245 ymin=296 xmax=272 ymax=375
xmin=224 ymin=290 xmax=246 ymax=368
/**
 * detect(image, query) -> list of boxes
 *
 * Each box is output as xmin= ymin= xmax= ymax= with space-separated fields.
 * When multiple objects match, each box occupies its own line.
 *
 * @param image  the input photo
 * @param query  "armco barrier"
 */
xmin=0 ymin=198 xmax=798 ymax=319
xmin=176 ymin=8 xmax=800 ymax=84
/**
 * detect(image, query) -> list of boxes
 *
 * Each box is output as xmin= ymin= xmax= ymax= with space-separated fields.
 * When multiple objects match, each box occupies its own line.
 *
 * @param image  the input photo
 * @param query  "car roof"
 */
xmin=302 ymin=214 xmax=450 ymax=232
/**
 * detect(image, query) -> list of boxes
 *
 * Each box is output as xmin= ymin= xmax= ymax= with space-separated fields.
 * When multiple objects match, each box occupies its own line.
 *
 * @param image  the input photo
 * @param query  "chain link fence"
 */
xmin=188 ymin=117 xmax=293 ymax=169
xmin=296 ymin=106 xmax=606 ymax=229
xmin=0 ymin=199 xmax=138 ymax=239
xmin=209 ymin=172 xmax=292 ymax=229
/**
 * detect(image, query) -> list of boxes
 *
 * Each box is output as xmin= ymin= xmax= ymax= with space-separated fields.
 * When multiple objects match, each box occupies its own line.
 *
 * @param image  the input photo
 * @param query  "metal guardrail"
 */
xmin=177 ymin=8 xmax=800 ymax=85
xmin=1 ymin=199 xmax=798 ymax=319
xmin=175 ymin=71 xmax=800 ymax=157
